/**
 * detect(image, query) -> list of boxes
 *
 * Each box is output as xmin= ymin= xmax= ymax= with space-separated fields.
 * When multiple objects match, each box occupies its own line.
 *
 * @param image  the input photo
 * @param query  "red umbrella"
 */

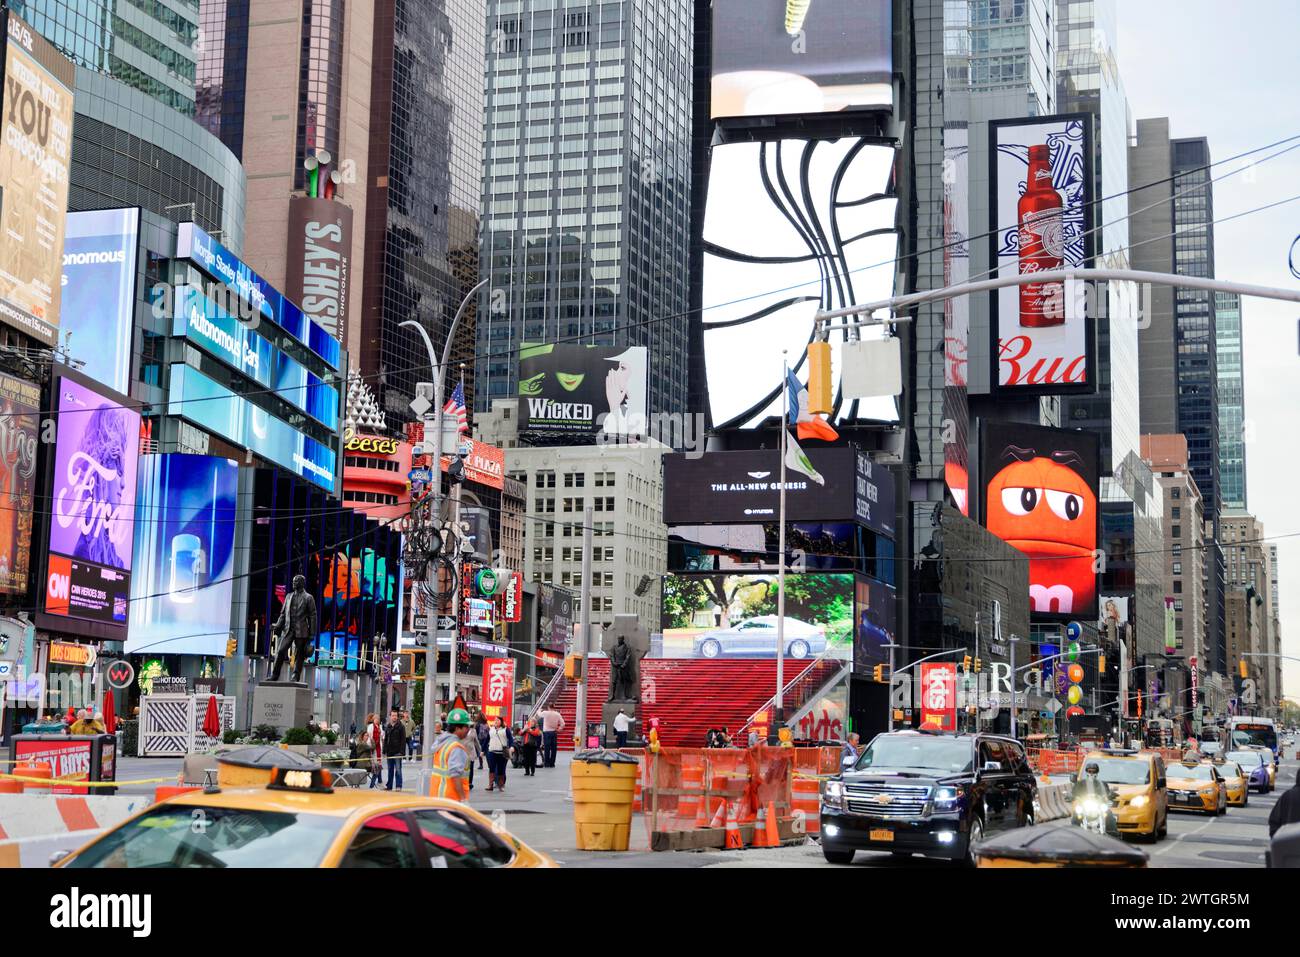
xmin=103 ymin=690 xmax=117 ymax=735
xmin=202 ymin=694 xmax=221 ymax=741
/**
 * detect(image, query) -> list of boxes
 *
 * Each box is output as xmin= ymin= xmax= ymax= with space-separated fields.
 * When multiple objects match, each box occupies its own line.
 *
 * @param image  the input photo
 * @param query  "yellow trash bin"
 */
xmin=571 ymin=751 xmax=639 ymax=851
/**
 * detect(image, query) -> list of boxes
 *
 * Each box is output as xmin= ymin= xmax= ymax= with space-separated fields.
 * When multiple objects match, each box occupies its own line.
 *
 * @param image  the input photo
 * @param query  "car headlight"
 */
xmin=1200 ymin=787 xmax=1217 ymax=796
xmin=1129 ymin=795 xmax=1149 ymax=808
xmin=823 ymin=780 xmax=845 ymax=809
xmin=933 ymin=786 xmax=964 ymax=810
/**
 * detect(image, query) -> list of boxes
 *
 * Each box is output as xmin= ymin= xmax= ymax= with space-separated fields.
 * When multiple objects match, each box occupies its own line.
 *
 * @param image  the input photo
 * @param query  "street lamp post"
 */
xmin=402 ymin=277 xmax=490 ymax=782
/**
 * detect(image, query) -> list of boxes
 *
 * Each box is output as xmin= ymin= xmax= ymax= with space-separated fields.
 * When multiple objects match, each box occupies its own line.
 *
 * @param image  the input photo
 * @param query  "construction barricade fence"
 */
xmin=636 ymin=746 xmax=838 ymax=852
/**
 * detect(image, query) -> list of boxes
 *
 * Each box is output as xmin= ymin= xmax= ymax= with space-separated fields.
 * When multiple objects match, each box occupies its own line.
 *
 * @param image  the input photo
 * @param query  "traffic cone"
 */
xmin=764 ymin=800 xmax=780 ymax=848
xmin=752 ymin=803 xmax=770 ymax=847
xmin=709 ymin=798 xmax=727 ymax=828
xmin=724 ymin=802 xmax=744 ymax=849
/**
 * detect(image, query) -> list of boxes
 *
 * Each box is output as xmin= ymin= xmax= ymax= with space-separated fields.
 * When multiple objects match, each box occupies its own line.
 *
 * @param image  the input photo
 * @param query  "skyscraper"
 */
xmin=1129 ymin=122 xmax=1227 ymax=676
xmin=476 ymin=0 xmax=692 ymax=420
xmin=362 ymin=0 xmax=485 ymax=419
xmin=944 ymin=0 xmax=1054 ymax=114
xmin=13 ymin=0 xmax=200 ymax=115
xmin=1215 ymin=290 xmax=1246 ymax=511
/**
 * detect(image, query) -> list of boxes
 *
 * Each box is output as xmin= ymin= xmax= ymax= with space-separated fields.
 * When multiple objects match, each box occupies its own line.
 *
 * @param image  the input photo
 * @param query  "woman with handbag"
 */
xmin=485 ymin=717 xmax=514 ymax=792
xmin=359 ymin=712 xmax=383 ymax=788
xmin=520 ymin=718 xmax=542 ymax=777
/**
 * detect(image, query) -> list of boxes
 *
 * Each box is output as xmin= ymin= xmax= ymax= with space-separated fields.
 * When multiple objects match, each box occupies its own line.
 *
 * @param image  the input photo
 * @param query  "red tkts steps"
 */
xmin=550 ymin=657 xmax=841 ymax=749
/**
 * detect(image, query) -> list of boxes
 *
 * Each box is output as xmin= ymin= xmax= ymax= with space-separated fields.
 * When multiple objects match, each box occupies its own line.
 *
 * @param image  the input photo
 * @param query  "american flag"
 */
xmin=443 ymin=380 xmax=468 ymax=434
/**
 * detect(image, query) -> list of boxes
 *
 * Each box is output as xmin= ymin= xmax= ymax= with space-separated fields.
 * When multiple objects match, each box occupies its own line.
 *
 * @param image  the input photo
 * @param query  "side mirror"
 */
xmin=48 ymin=849 xmax=72 ymax=867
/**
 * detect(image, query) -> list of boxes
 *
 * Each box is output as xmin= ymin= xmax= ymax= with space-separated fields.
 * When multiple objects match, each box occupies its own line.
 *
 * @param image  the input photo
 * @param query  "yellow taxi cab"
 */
xmin=1080 ymin=749 xmax=1168 ymax=841
xmin=1216 ymin=760 xmax=1249 ymax=808
xmin=1165 ymin=760 xmax=1227 ymax=816
xmin=50 ymin=765 xmax=556 ymax=869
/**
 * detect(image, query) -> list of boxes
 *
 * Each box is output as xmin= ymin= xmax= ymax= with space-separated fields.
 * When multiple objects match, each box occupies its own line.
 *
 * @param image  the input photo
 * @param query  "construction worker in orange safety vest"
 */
xmin=429 ymin=708 xmax=473 ymax=801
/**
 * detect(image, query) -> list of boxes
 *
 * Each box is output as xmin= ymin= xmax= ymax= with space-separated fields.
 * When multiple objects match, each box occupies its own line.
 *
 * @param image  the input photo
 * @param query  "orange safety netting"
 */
xmin=639 ymin=746 xmax=840 ymax=841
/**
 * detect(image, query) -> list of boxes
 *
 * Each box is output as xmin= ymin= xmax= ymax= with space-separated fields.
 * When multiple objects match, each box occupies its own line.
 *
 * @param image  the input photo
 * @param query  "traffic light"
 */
xmin=872 ymin=664 xmax=884 ymax=682
xmin=806 ymin=341 xmax=833 ymax=414
xmin=963 ymin=654 xmax=972 ymax=673
xmin=1239 ymin=659 xmax=1249 ymax=679
xmin=973 ymin=657 xmax=982 ymax=673
xmin=225 ymin=637 xmax=237 ymax=658
xmin=1098 ymin=654 xmax=1105 ymax=673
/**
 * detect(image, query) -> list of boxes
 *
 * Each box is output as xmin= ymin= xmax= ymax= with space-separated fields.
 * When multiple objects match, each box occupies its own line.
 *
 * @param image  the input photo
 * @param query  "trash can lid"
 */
xmin=216 ymin=745 xmax=320 ymax=770
xmin=573 ymin=748 xmax=639 ymax=765
xmin=973 ymin=822 xmax=1149 ymax=865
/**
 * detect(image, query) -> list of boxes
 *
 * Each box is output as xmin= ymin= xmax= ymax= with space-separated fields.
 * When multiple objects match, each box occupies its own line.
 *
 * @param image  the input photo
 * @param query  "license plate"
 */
xmin=869 ymin=828 xmax=894 ymax=842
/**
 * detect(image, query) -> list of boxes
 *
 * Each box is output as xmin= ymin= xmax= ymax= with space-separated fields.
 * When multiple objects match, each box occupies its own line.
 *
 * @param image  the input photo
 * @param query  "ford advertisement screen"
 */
xmin=40 ymin=373 xmax=141 ymax=636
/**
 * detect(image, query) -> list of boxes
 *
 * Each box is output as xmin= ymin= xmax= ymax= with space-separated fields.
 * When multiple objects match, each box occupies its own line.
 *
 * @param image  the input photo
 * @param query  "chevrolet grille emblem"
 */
xmin=874 ymin=794 xmax=893 ymax=805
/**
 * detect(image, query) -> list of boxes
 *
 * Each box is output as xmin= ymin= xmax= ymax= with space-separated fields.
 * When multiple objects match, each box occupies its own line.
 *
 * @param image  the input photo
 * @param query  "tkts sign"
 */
xmin=919 ymin=663 xmax=958 ymax=731
xmin=482 ymin=657 xmax=515 ymax=727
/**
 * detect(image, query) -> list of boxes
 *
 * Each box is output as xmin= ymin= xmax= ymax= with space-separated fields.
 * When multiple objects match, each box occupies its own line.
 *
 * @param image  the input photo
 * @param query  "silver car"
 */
xmin=692 ymin=615 xmax=827 ymax=659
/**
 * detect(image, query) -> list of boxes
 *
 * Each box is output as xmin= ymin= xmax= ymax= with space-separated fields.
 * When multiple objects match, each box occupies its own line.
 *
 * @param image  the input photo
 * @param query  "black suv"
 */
xmin=820 ymin=731 xmax=1038 ymax=865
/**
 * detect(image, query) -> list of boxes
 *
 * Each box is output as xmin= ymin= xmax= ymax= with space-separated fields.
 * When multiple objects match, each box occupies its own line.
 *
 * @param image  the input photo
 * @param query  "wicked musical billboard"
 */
xmin=980 ymin=420 xmax=1100 ymax=619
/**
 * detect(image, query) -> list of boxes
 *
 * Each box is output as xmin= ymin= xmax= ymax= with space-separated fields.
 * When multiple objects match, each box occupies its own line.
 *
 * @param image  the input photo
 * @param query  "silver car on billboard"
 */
xmin=692 ymin=615 xmax=827 ymax=659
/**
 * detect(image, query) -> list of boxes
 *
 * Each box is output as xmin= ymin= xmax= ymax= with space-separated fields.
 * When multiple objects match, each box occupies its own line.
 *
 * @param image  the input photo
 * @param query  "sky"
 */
xmin=1118 ymin=1 xmax=1300 ymax=702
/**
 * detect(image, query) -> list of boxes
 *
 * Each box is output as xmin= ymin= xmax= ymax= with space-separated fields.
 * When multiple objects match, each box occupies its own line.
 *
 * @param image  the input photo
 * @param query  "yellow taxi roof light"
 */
xmin=267 ymin=767 xmax=334 ymax=794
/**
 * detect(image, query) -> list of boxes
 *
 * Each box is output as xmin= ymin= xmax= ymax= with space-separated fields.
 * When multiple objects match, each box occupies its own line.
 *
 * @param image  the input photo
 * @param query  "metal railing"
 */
xmin=736 ymin=643 xmax=852 ymax=739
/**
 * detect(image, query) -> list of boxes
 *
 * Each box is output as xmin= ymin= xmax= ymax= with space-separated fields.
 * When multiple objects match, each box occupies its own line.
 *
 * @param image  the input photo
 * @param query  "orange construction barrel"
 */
xmin=14 ymin=762 xmax=51 ymax=791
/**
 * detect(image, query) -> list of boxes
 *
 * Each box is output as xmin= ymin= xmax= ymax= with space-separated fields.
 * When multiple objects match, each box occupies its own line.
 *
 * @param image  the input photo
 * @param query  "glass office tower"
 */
xmin=1215 ymin=290 xmax=1246 ymax=512
xmin=13 ymin=0 xmax=200 ymax=116
xmin=476 ymin=0 xmax=692 ymax=419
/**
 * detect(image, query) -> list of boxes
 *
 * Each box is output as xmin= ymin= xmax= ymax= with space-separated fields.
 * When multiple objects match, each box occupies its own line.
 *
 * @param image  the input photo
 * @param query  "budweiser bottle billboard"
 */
xmin=1016 ymin=144 xmax=1065 ymax=327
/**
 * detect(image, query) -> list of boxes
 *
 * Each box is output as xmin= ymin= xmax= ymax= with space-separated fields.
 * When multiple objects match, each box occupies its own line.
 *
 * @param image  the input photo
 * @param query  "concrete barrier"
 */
xmin=1035 ymin=784 xmax=1073 ymax=822
xmin=0 ymin=794 xmax=147 ymax=867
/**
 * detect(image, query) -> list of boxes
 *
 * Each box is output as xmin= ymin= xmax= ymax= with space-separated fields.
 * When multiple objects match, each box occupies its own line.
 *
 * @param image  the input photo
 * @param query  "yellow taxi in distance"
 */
xmin=1217 ymin=761 xmax=1249 ymax=808
xmin=1081 ymin=750 xmax=1168 ymax=841
xmin=51 ymin=767 xmax=557 ymax=869
xmin=1165 ymin=760 xmax=1227 ymax=816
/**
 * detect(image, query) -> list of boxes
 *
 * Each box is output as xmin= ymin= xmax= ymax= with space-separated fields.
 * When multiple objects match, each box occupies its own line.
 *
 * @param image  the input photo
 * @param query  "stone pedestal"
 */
xmin=251 ymin=682 xmax=312 ymax=735
xmin=602 ymin=700 xmax=639 ymax=748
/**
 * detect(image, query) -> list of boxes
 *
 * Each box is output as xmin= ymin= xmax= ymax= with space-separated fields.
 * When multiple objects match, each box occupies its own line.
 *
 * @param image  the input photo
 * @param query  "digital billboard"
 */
xmin=853 ymin=576 xmax=896 ymax=672
xmin=0 ymin=11 xmax=75 ymax=345
xmin=980 ymin=420 xmax=1100 ymax=619
xmin=660 ymin=572 xmax=852 ymax=660
xmin=701 ymin=138 xmax=898 ymax=429
xmin=126 ymin=455 xmax=238 ymax=657
xmin=669 ymin=521 xmax=859 ymax=573
xmin=168 ymin=283 xmax=339 ymax=429
xmin=0 ymin=374 xmax=39 ymax=594
xmin=175 ymin=222 xmax=341 ymax=372
xmin=989 ymin=114 xmax=1096 ymax=394
xmin=710 ymin=0 xmax=892 ymax=120
xmin=663 ymin=446 xmax=893 ymax=535
xmin=284 ymin=195 xmax=352 ymax=343
xmin=167 ymin=363 xmax=337 ymax=493
xmin=538 ymin=584 xmax=574 ymax=654
xmin=40 ymin=373 xmax=141 ymax=636
xmin=944 ymin=128 xmax=971 ymax=515
xmin=61 ymin=208 xmax=140 ymax=394
xmin=517 ymin=343 xmax=647 ymax=435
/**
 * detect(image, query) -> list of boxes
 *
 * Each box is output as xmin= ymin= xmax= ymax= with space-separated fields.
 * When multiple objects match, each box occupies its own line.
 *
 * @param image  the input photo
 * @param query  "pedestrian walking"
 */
xmin=402 ymin=710 xmax=417 ymax=758
xmin=520 ymin=719 xmax=541 ymax=775
xmin=475 ymin=716 xmax=490 ymax=769
xmin=613 ymin=708 xmax=632 ymax=748
xmin=462 ymin=715 xmax=483 ymax=790
xmin=537 ymin=705 xmax=566 ymax=768
xmin=383 ymin=708 xmax=407 ymax=790
xmin=361 ymin=713 xmax=383 ymax=788
xmin=485 ymin=717 xmax=514 ymax=791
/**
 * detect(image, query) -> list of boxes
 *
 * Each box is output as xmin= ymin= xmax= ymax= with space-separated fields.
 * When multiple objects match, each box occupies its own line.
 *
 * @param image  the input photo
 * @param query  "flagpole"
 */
xmin=776 ymin=351 xmax=787 ymax=742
